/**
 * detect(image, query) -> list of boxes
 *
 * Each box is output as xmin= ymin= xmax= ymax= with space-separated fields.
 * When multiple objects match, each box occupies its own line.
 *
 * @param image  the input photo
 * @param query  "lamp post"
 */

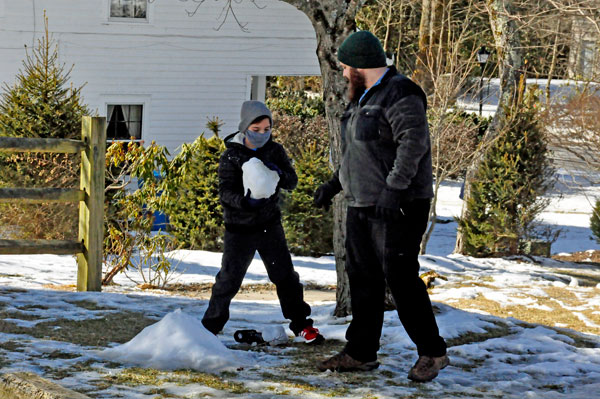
xmin=477 ymin=46 xmax=490 ymax=117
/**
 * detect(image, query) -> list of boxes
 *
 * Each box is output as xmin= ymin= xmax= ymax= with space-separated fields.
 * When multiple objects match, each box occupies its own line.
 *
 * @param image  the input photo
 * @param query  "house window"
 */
xmin=110 ymin=0 xmax=147 ymax=19
xmin=107 ymin=104 xmax=143 ymax=141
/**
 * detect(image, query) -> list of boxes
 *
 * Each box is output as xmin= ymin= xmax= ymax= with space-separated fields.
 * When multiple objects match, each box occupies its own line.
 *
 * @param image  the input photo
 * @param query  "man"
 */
xmin=313 ymin=30 xmax=448 ymax=382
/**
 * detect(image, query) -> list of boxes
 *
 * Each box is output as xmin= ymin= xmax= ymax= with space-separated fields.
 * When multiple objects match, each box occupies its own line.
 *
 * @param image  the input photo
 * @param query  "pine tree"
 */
xmin=591 ymin=199 xmax=600 ymax=244
xmin=458 ymin=84 xmax=554 ymax=256
xmin=161 ymin=135 xmax=225 ymax=251
xmin=0 ymin=15 xmax=89 ymax=240
xmin=0 ymin=17 xmax=88 ymax=138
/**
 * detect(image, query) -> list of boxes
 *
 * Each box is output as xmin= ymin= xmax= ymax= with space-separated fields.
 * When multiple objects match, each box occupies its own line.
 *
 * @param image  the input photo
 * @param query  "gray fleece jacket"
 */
xmin=338 ymin=66 xmax=434 ymax=207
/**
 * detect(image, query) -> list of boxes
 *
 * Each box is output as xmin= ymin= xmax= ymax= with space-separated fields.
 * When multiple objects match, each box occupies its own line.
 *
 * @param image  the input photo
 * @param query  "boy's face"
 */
xmin=247 ymin=118 xmax=271 ymax=134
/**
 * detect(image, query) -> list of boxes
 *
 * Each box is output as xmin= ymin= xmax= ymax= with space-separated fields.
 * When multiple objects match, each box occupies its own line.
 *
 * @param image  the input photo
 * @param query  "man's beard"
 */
xmin=346 ymin=68 xmax=366 ymax=102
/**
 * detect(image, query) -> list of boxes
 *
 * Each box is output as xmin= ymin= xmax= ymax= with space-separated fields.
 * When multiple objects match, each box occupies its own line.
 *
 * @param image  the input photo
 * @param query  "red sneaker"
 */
xmin=299 ymin=326 xmax=324 ymax=344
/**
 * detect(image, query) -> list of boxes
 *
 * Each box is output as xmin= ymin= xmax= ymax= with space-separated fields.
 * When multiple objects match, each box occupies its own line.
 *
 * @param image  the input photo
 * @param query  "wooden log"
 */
xmin=77 ymin=116 xmax=106 ymax=292
xmin=0 ymin=372 xmax=91 ymax=399
xmin=0 ymin=137 xmax=86 ymax=154
xmin=0 ymin=188 xmax=85 ymax=203
xmin=0 ymin=239 xmax=83 ymax=255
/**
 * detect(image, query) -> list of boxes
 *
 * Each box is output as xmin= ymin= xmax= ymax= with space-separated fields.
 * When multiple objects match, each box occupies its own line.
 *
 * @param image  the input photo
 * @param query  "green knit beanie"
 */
xmin=337 ymin=31 xmax=387 ymax=69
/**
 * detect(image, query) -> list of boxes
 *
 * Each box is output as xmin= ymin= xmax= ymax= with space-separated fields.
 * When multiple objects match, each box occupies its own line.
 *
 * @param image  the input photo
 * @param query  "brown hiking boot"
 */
xmin=408 ymin=354 xmax=450 ymax=382
xmin=317 ymin=352 xmax=379 ymax=372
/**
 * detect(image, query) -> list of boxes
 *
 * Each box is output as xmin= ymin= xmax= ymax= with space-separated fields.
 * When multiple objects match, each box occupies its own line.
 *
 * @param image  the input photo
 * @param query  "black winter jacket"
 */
xmin=218 ymin=132 xmax=297 ymax=231
xmin=338 ymin=66 xmax=434 ymax=207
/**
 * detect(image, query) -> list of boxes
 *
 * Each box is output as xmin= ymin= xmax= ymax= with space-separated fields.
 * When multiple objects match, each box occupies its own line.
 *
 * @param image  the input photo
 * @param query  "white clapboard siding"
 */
xmin=0 ymin=0 xmax=320 ymax=153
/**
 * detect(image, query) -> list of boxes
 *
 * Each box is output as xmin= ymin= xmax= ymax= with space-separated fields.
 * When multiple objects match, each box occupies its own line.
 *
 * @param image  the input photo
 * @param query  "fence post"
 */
xmin=77 ymin=116 xmax=106 ymax=291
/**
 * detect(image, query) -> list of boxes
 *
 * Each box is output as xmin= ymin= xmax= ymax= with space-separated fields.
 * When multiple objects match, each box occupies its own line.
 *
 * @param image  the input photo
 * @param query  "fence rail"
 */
xmin=0 ymin=137 xmax=86 ymax=153
xmin=0 ymin=188 xmax=85 ymax=203
xmin=0 ymin=239 xmax=84 ymax=255
xmin=0 ymin=116 xmax=106 ymax=291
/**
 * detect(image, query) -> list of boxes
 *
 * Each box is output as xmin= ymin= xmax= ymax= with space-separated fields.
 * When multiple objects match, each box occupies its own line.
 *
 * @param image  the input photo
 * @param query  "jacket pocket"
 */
xmin=355 ymin=108 xmax=381 ymax=141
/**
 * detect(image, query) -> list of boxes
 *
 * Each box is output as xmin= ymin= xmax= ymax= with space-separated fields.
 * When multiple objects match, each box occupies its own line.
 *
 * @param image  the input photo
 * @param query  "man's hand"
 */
xmin=313 ymin=178 xmax=342 ymax=211
xmin=375 ymin=187 xmax=414 ymax=220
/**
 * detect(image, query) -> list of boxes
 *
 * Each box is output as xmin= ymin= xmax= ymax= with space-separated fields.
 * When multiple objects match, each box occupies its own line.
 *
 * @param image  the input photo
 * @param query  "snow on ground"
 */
xmin=1 ymin=178 xmax=599 ymax=398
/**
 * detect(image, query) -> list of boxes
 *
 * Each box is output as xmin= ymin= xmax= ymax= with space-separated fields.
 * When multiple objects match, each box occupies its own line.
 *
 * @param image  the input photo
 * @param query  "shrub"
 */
xmin=591 ymin=199 xmax=600 ymax=244
xmin=272 ymin=113 xmax=329 ymax=159
xmin=281 ymin=142 xmax=334 ymax=256
xmin=161 ymin=135 xmax=225 ymax=251
xmin=103 ymin=141 xmax=174 ymax=286
xmin=458 ymin=86 xmax=555 ymax=257
xmin=0 ymin=17 xmax=89 ymax=240
xmin=266 ymin=76 xmax=324 ymax=120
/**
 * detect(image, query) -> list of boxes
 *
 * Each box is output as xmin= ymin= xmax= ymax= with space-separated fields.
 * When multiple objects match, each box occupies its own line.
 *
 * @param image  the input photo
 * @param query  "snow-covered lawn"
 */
xmin=1 ymin=180 xmax=599 ymax=398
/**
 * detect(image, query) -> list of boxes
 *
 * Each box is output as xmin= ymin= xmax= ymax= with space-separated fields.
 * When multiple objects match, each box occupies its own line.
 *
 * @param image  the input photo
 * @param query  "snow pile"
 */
xmin=242 ymin=157 xmax=279 ymax=199
xmin=99 ymin=309 xmax=253 ymax=372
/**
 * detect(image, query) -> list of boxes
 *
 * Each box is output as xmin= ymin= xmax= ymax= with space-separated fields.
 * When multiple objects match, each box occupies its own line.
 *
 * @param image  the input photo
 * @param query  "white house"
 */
xmin=0 ymin=0 xmax=320 ymax=152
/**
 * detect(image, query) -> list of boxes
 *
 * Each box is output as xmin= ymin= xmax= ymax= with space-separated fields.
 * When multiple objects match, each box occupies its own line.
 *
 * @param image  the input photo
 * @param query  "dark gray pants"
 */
xmin=343 ymin=201 xmax=447 ymax=362
xmin=202 ymin=221 xmax=312 ymax=335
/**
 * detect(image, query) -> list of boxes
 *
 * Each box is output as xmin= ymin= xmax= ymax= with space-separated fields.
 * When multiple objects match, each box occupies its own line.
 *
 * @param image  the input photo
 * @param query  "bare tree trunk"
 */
xmin=454 ymin=0 xmax=523 ymax=254
xmin=413 ymin=0 xmax=432 ymax=90
xmin=546 ymin=19 xmax=562 ymax=105
xmin=282 ymin=0 xmax=366 ymax=316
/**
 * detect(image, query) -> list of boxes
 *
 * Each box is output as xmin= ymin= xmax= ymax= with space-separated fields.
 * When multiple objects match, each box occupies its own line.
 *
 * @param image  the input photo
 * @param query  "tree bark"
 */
xmin=282 ymin=0 xmax=366 ymax=316
xmin=454 ymin=0 xmax=523 ymax=254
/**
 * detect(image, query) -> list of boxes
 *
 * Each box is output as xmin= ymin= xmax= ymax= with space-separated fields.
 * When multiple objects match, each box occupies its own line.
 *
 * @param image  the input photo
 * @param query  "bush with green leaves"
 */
xmin=0 ymin=18 xmax=89 ymax=240
xmin=281 ymin=142 xmax=334 ymax=256
xmin=266 ymin=76 xmax=324 ymax=120
xmin=160 ymin=135 xmax=225 ymax=251
xmin=103 ymin=141 xmax=176 ymax=287
xmin=458 ymin=87 xmax=555 ymax=257
xmin=591 ymin=199 xmax=600 ymax=244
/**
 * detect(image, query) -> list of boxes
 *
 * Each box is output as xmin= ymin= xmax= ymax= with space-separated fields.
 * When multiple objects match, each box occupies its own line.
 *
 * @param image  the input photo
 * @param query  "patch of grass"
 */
xmin=174 ymin=369 xmax=250 ymax=394
xmin=43 ymin=359 xmax=96 ymax=380
xmin=43 ymin=350 xmax=82 ymax=360
xmin=17 ymin=304 xmax=49 ymax=310
xmin=0 ymin=310 xmax=45 ymax=321
xmin=103 ymin=368 xmax=250 ymax=395
xmin=446 ymin=321 xmax=513 ymax=347
xmin=260 ymin=372 xmax=318 ymax=392
xmin=0 ymin=310 xmax=156 ymax=347
xmin=0 ymin=340 xmax=24 ymax=352
xmin=322 ymin=386 xmax=351 ymax=397
xmin=66 ymin=300 xmax=116 ymax=311
xmin=444 ymin=289 xmax=600 ymax=336
xmin=550 ymin=269 xmax=600 ymax=287
xmin=0 ymin=288 xmax=27 ymax=294
xmin=0 ymin=273 xmax=23 ymax=278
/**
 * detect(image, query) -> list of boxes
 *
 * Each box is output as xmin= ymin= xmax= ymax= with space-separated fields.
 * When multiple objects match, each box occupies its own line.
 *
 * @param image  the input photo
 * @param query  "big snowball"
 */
xmin=242 ymin=157 xmax=280 ymax=199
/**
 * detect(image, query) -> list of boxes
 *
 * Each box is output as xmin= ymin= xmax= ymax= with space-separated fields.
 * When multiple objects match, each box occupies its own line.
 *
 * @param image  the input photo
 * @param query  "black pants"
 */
xmin=343 ymin=201 xmax=447 ymax=362
xmin=202 ymin=221 xmax=312 ymax=335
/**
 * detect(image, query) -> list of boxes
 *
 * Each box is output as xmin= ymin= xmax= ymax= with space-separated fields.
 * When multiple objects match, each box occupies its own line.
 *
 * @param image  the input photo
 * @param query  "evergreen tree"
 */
xmin=0 ymin=17 xmax=88 ymax=139
xmin=591 ymin=199 xmax=600 ymax=244
xmin=0 ymin=16 xmax=89 ymax=240
xmin=281 ymin=142 xmax=333 ymax=256
xmin=161 ymin=135 xmax=225 ymax=251
xmin=458 ymin=85 xmax=554 ymax=257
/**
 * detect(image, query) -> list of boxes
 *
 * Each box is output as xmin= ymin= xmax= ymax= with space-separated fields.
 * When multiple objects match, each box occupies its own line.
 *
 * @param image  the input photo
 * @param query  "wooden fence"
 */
xmin=0 ymin=116 xmax=106 ymax=291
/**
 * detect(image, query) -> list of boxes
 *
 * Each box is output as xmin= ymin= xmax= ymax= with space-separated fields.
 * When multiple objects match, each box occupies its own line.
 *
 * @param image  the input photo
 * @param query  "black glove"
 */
xmin=241 ymin=189 xmax=269 ymax=210
xmin=375 ymin=187 xmax=414 ymax=220
xmin=313 ymin=177 xmax=342 ymax=210
xmin=263 ymin=161 xmax=283 ymax=176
